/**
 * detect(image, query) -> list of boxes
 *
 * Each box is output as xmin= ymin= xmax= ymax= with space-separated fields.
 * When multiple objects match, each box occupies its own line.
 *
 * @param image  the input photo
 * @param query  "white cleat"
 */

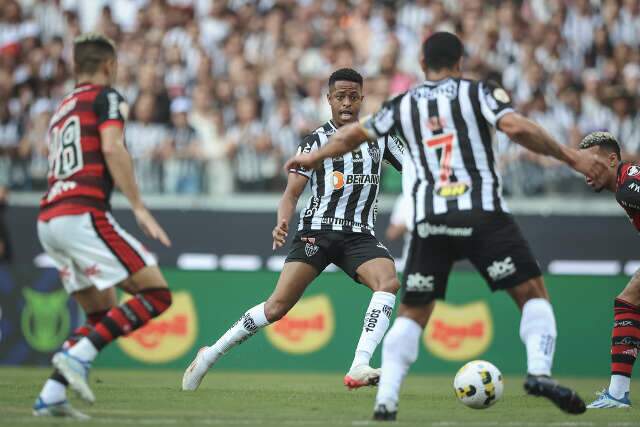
xmin=32 ymin=397 xmax=90 ymax=420
xmin=182 ymin=347 xmax=212 ymax=391
xmin=343 ymin=365 xmax=381 ymax=390
xmin=587 ymin=389 xmax=631 ymax=409
xmin=52 ymin=351 xmax=95 ymax=404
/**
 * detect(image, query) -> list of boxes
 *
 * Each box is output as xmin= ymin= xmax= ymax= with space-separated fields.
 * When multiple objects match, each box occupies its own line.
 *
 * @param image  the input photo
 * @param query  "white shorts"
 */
xmin=37 ymin=211 xmax=157 ymax=294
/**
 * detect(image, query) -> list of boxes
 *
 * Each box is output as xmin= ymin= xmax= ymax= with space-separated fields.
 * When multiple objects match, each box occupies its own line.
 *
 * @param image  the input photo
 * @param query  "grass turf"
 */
xmin=0 ymin=367 xmax=637 ymax=426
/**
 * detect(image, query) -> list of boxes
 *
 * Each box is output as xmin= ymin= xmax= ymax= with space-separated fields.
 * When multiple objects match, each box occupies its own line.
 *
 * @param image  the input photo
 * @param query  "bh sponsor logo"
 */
xmin=266 ymin=294 xmax=334 ymax=354
xmin=424 ymin=301 xmax=493 ymax=361
xmin=435 ymin=182 xmax=470 ymax=199
xmin=487 ymin=257 xmax=516 ymax=281
xmin=22 ymin=288 xmax=70 ymax=352
xmin=331 ymin=172 xmax=380 ymax=190
xmin=118 ymin=291 xmax=197 ymax=363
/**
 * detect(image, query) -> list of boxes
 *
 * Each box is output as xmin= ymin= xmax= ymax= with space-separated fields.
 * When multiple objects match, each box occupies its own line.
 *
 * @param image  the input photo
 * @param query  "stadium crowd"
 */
xmin=0 ymin=0 xmax=639 ymax=196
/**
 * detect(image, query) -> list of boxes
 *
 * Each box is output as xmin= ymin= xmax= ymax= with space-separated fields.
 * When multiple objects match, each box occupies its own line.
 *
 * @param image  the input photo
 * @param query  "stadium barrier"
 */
xmin=1 ymin=266 xmax=627 ymax=376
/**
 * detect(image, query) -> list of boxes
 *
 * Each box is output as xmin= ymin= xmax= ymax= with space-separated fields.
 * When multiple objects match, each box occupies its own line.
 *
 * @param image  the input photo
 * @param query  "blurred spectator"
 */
xmin=1 ymin=0 xmax=638 ymax=197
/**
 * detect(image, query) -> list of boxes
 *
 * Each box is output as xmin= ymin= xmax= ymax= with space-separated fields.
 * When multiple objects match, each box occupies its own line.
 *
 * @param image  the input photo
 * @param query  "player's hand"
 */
xmin=272 ymin=219 xmax=288 ymax=250
xmin=134 ymin=207 xmax=172 ymax=247
xmin=284 ymin=153 xmax=321 ymax=173
xmin=571 ymin=149 xmax=609 ymax=188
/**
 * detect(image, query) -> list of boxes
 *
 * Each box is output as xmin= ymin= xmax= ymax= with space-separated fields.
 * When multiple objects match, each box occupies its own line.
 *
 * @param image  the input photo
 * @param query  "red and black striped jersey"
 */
xmin=616 ymin=163 xmax=640 ymax=231
xmin=39 ymin=83 xmax=127 ymax=221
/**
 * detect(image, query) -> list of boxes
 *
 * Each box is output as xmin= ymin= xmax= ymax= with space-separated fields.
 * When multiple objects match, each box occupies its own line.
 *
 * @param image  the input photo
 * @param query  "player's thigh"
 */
xmin=401 ymin=228 xmax=454 ymax=307
xmin=619 ymin=269 xmax=640 ymax=306
xmin=336 ymin=233 xmax=397 ymax=291
xmin=355 ymin=257 xmax=399 ymax=294
xmin=71 ymin=286 xmax=118 ymax=314
xmin=265 ymin=261 xmax=319 ymax=320
xmin=463 ymin=212 xmax=542 ymax=295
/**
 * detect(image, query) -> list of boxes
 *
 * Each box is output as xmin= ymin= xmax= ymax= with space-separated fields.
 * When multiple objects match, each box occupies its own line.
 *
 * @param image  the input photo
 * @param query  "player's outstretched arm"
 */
xmin=273 ymin=172 xmax=307 ymax=250
xmin=284 ymin=122 xmax=368 ymax=172
xmin=498 ymin=112 xmax=608 ymax=186
xmin=100 ymin=126 xmax=171 ymax=247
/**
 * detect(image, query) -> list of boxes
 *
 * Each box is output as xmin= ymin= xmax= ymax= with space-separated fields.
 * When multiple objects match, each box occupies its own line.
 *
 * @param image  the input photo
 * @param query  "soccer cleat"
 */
xmin=32 ymin=397 xmax=90 ymax=419
xmin=52 ymin=351 xmax=95 ymax=404
xmin=372 ymin=402 xmax=397 ymax=421
xmin=524 ymin=374 xmax=586 ymax=414
xmin=344 ymin=365 xmax=381 ymax=390
xmin=587 ymin=389 xmax=631 ymax=409
xmin=182 ymin=347 xmax=211 ymax=391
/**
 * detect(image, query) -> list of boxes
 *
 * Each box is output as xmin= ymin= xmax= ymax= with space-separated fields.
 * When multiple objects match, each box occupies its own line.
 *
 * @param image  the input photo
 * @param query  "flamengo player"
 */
xmin=33 ymin=34 xmax=172 ymax=419
xmin=286 ymin=32 xmax=609 ymax=420
xmin=182 ymin=68 xmax=403 ymax=391
xmin=580 ymin=132 xmax=639 ymax=409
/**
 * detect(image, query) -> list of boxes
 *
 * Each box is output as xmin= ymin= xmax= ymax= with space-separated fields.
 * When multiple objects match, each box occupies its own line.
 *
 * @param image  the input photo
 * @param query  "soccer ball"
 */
xmin=453 ymin=360 xmax=504 ymax=409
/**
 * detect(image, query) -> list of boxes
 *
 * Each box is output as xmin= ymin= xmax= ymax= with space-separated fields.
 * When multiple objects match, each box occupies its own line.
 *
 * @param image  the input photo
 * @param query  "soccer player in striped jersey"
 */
xmin=182 ymin=68 xmax=404 ymax=391
xmin=579 ymin=132 xmax=639 ymax=409
xmin=33 ymin=34 xmax=172 ymax=419
xmin=286 ymin=33 xmax=609 ymax=420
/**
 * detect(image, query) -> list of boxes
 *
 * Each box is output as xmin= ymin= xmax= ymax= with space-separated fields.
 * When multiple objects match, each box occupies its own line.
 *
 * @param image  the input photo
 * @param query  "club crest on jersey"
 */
xmin=304 ymin=243 xmax=319 ymax=257
xmin=368 ymin=147 xmax=381 ymax=164
xmin=435 ymin=182 xmax=470 ymax=199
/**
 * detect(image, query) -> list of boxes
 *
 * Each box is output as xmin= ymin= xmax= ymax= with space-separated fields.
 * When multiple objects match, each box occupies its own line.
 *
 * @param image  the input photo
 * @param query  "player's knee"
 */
xmin=369 ymin=276 xmax=400 ymax=294
xmin=509 ymin=277 xmax=547 ymax=308
xmin=264 ymin=300 xmax=290 ymax=322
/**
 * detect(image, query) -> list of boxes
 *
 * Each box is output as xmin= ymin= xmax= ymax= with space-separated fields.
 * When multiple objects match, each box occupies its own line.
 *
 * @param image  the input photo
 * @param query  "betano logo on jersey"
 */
xmin=117 ymin=292 xmax=197 ymax=363
xmin=331 ymin=172 xmax=380 ymax=190
xmin=435 ymin=182 xmax=470 ymax=199
xmin=265 ymin=294 xmax=334 ymax=354
xmin=424 ymin=301 xmax=493 ymax=361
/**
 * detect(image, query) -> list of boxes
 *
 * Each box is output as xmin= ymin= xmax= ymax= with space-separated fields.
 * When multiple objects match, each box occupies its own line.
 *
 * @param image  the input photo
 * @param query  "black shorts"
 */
xmin=402 ymin=211 xmax=542 ymax=306
xmin=285 ymin=230 xmax=394 ymax=282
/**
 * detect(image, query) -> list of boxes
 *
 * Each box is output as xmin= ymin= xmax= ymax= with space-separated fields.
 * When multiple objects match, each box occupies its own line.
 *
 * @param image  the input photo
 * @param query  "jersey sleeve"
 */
xmin=478 ymin=80 xmax=514 ymax=127
xmin=290 ymin=134 xmax=318 ymax=179
xmin=361 ymin=93 xmax=404 ymax=139
xmin=94 ymin=87 xmax=128 ymax=131
xmin=617 ymin=164 xmax=640 ymax=210
xmin=382 ymin=134 xmax=404 ymax=172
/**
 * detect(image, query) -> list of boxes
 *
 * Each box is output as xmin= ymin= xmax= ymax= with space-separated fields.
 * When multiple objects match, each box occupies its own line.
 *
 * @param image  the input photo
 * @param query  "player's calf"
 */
xmin=606 ymin=298 xmax=640 ymax=402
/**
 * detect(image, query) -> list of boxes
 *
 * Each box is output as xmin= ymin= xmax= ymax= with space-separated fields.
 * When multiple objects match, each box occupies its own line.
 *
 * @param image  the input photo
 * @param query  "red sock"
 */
xmin=88 ymin=288 xmax=172 ymax=350
xmin=611 ymin=298 xmax=640 ymax=378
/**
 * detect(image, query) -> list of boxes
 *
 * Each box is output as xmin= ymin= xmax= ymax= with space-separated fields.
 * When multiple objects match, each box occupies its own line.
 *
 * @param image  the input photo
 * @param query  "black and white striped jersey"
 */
xmin=362 ymin=77 xmax=513 ymax=223
xmin=291 ymin=120 xmax=403 ymax=236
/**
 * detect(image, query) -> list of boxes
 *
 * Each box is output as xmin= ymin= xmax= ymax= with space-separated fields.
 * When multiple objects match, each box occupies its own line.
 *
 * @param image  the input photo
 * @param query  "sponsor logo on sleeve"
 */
xmin=492 ymin=88 xmax=510 ymax=104
xmin=628 ymin=165 xmax=640 ymax=176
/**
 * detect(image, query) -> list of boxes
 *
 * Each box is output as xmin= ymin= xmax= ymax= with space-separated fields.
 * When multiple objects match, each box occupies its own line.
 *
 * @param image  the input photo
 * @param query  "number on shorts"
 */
xmin=49 ymin=115 xmax=83 ymax=179
xmin=425 ymin=133 xmax=455 ymax=185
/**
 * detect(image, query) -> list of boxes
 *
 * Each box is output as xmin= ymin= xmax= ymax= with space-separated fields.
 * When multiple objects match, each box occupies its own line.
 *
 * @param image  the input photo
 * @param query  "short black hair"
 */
xmin=73 ymin=33 xmax=116 ymax=75
xmin=328 ymin=68 xmax=363 ymax=89
xmin=422 ymin=32 xmax=464 ymax=71
xmin=579 ymin=131 xmax=622 ymax=160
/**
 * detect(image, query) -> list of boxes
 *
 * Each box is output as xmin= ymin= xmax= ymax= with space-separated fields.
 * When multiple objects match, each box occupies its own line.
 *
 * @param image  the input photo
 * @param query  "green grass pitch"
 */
xmin=0 ymin=367 xmax=637 ymax=426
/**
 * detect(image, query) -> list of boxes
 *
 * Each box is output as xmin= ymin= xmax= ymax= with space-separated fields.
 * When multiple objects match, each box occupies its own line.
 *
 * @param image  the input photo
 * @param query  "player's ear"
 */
xmin=609 ymin=152 xmax=618 ymax=167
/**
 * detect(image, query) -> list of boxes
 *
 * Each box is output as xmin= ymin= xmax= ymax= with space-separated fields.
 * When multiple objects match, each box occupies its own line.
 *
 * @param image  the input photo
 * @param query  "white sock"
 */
xmin=375 ymin=316 xmax=422 ymax=407
xmin=39 ymin=379 xmax=66 ymax=404
xmin=519 ymin=298 xmax=557 ymax=376
xmin=203 ymin=302 xmax=269 ymax=365
xmin=350 ymin=291 xmax=396 ymax=371
xmin=68 ymin=337 xmax=98 ymax=362
xmin=609 ymin=375 xmax=631 ymax=400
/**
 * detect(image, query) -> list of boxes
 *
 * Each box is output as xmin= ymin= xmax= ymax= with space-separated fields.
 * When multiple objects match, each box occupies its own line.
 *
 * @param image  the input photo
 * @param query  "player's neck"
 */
xmin=331 ymin=117 xmax=358 ymax=128
xmin=424 ymin=69 xmax=458 ymax=82
xmin=75 ymin=73 xmax=110 ymax=87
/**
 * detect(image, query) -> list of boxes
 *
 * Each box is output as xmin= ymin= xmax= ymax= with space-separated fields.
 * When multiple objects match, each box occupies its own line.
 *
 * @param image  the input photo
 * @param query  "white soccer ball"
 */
xmin=453 ymin=360 xmax=504 ymax=409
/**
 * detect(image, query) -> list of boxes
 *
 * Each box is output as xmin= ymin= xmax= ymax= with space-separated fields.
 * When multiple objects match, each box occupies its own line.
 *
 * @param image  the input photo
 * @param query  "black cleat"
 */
xmin=524 ymin=374 xmax=586 ymax=414
xmin=373 ymin=403 xmax=397 ymax=421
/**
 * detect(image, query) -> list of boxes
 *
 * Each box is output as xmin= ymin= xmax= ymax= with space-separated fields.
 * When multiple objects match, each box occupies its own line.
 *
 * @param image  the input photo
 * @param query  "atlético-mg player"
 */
xmin=580 ymin=132 xmax=640 ymax=409
xmin=33 ymin=33 xmax=172 ymax=419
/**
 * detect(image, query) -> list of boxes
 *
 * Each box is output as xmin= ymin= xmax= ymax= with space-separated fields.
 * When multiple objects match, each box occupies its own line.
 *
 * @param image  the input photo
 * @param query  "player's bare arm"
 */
xmin=100 ymin=125 xmax=171 ymax=247
xmin=497 ymin=112 xmax=608 ymax=187
xmin=273 ymin=172 xmax=307 ymax=250
xmin=284 ymin=122 xmax=368 ymax=172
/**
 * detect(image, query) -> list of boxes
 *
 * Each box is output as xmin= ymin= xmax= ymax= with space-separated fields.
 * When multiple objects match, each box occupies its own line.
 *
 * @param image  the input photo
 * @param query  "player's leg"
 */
xmin=35 ymin=287 xmax=116 ymax=419
xmin=466 ymin=212 xmax=585 ymax=414
xmin=182 ymin=261 xmax=319 ymax=390
xmin=339 ymin=234 xmax=400 ymax=388
xmin=373 ymin=226 xmax=452 ymax=420
xmin=588 ymin=270 xmax=640 ymax=408
xmin=51 ymin=212 xmax=166 ymax=402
